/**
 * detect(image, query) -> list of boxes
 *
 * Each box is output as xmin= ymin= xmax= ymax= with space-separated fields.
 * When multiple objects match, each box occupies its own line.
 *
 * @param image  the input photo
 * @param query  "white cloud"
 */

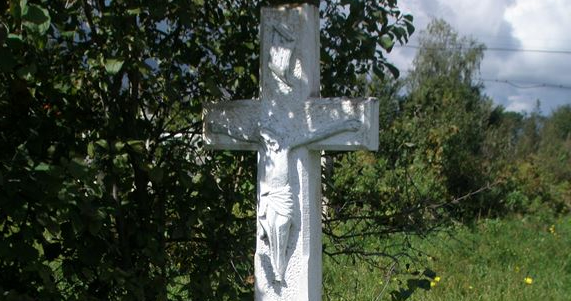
xmin=501 ymin=0 xmax=571 ymax=84
xmin=505 ymin=0 xmax=571 ymax=50
xmin=388 ymin=0 xmax=571 ymax=113
xmin=505 ymin=95 xmax=535 ymax=112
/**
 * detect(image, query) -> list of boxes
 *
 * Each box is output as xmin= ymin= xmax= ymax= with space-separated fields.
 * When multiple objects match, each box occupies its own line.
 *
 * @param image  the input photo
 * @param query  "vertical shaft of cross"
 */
xmin=254 ymin=5 xmax=322 ymax=301
xmin=260 ymin=5 xmax=320 ymax=105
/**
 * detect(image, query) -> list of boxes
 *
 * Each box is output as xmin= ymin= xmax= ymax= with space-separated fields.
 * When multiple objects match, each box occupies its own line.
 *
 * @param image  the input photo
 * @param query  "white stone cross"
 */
xmin=203 ymin=4 xmax=379 ymax=300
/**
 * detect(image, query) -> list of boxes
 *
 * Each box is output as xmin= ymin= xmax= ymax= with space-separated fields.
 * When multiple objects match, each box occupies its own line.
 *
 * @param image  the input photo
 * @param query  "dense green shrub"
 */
xmin=0 ymin=0 xmax=414 ymax=299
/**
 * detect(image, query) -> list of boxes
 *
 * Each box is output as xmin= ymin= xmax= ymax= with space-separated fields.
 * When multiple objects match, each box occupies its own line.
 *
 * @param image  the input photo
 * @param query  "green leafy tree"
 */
xmin=515 ymin=101 xmax=543 ymax=159
xmin=534 ymin=105 xmax=571 ymax=211
xmin=324 ymin=19 xmax=495 ymax=265
xmin=537 ymin=105 xmax=571 ymax=180
xmin=405 ymin=19 xmax=493 ymax=201
xmin=484 ymin=103 xmax=571 ymax=215
xmin=325 ymin=18 xmax=569 ymax=300
xmin=0 ymin=0 xmax=413 ymax=300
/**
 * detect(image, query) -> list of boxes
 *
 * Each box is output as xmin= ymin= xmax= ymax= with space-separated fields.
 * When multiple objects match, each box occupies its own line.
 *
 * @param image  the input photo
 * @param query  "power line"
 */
xmin=399 ymin=69 xmax=571 ymax=91
xmin=401 ymin=70 xmax=571 ymax=90
xmin=397 ymin=44 xmax=571 ymax=55
xmin=481 ymin=78 xmax=571 ymax=90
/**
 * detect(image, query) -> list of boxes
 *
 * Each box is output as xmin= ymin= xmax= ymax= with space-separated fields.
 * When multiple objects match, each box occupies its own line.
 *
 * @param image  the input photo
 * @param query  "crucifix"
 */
xmin=203 ymin=4 xmax=379 ymax=300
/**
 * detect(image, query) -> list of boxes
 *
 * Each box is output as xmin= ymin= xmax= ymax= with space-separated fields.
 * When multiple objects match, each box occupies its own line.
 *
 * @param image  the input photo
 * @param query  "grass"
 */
xmin=323 ymin=214 xmax=571 ymax=300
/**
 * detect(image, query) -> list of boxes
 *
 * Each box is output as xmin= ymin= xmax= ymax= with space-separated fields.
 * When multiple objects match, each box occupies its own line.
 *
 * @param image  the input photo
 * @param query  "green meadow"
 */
xmin=324 ymin=215 xmax=571 ymax=301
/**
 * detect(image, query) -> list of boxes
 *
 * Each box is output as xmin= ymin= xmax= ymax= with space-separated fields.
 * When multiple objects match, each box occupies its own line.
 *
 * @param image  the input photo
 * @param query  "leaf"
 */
xmin=127 ymin=8 xmax=142 ymax=15
xmin=114 ymin=141 xmax=125 ymax=151
xmin=61 ymin=30 xmax=76 ymax=39
xmin=233 ymin=66 xmax=245 ymax=74
xmin=403 ymin=14 xmax=414 ymax=23
xmin=380 ymin=35 xmax=394 ymax=51
xmin=385 ymin=62 xmax=400 ymax=78
xmin=9 ymin=0 xmax=27 ymax=20
xmin=136 ymin=61 xmax=151 ymax=76
xmin=372 ymin=64 xmax=385 ymax=80
xmin=87 ymin=142 xmax=95 ymax=157
xmin=95 ymin=139 xmax=109 ymax=150
xmin=6 ymin=34 xmax=24 ymax=50
xmin=66 ymin=158 xmax=88 ymax=178
xmin=87 ymin=58 xmax=98 ymax=69
xmin=34 ymin=162 xmax=51 ymax=172
xmin=22 ymin=4 xmax=51 ymax=35
xmin=112 ymin=153 xmax=129 ymax=169
xmin=104 ymin=58 xmax=124 ymax=75
xmin=127 ymin=140 xmax=145 ymax=153
xmin=403 ymin=14 xmax=415 ymax=35
xmin=394 ymin=27 xmax=408 ymax=43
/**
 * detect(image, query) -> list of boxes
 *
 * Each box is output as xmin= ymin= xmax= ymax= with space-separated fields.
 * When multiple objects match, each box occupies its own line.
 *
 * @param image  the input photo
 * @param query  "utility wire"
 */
xmin=400 ymin=70 xmax=570 ymax=90
xmin=397 ymin=44 xmax=571 ymax=55
xmin=481 ymin=78 xmax=571 ymax=90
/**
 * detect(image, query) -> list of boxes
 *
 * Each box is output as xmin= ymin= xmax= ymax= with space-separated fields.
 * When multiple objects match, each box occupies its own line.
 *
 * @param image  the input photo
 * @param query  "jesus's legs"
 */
xmin=264 ymin=208 xmax=292 ymax=282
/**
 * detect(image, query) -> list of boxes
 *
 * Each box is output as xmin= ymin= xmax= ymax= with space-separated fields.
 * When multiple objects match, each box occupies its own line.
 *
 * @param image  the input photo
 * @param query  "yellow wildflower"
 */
xmin=524 ymin=277 xmax=533 ymax=285
xmin=549 ymin=225 xmax=556 ymax=234
xmin=434 ymin=276 xmax=441 ymax=282
xmin=430 ymin=281 xmax=437 ymax=288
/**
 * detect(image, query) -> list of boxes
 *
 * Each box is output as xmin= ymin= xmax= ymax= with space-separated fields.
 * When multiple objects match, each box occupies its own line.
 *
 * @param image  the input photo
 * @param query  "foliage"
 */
xmin=505 ymin=105 xmax=571 ymax=214
xmin=323 ymin=19 xmax=570 ymax=279
xmin=323 ymin=19 xmax=494 ymax=266
xmin=0 ymin=0 xmax=414 ymax=299
xmin=536 ymin=106 xmax=571 ymax=185
xmin=475 ymin=101 xmax=570 ymax=215
xmin=323 ymin=17 xmax=571 ymax=301
xmin=404 ymin=19 xmax=493 ymax=202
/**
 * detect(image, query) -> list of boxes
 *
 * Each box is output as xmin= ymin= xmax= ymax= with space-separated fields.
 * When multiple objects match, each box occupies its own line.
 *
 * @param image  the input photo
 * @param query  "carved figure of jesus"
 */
xmin=208 ymin=118 xmax=361 ymax=281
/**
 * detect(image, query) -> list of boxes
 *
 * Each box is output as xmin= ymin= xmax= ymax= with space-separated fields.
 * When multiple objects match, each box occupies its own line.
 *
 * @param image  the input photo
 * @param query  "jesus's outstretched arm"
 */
xmin=289 ymin=119 xmax=361 ymax=149
xmin=207 ymin=120 xmax=259 ymax=143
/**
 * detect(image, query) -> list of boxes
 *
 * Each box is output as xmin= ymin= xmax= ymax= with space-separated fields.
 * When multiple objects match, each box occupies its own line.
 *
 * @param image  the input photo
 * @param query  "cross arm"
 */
xmin=202 ymin=100 xmax=261 ymax=151
xmin=301 ymin=97 xmax=379 ymax=151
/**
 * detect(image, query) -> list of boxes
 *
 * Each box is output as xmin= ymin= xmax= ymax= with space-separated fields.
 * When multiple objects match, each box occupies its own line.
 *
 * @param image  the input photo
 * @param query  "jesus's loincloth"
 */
xmin=259 ymin=184 xmax=294 ymax=218
xmin=258 ymin=184 xmax=294 ymax=281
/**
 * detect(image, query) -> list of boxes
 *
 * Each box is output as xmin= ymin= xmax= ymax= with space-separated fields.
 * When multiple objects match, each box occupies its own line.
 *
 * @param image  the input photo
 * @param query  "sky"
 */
xmin=389 ymin=0 xmax=571 ymax=114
